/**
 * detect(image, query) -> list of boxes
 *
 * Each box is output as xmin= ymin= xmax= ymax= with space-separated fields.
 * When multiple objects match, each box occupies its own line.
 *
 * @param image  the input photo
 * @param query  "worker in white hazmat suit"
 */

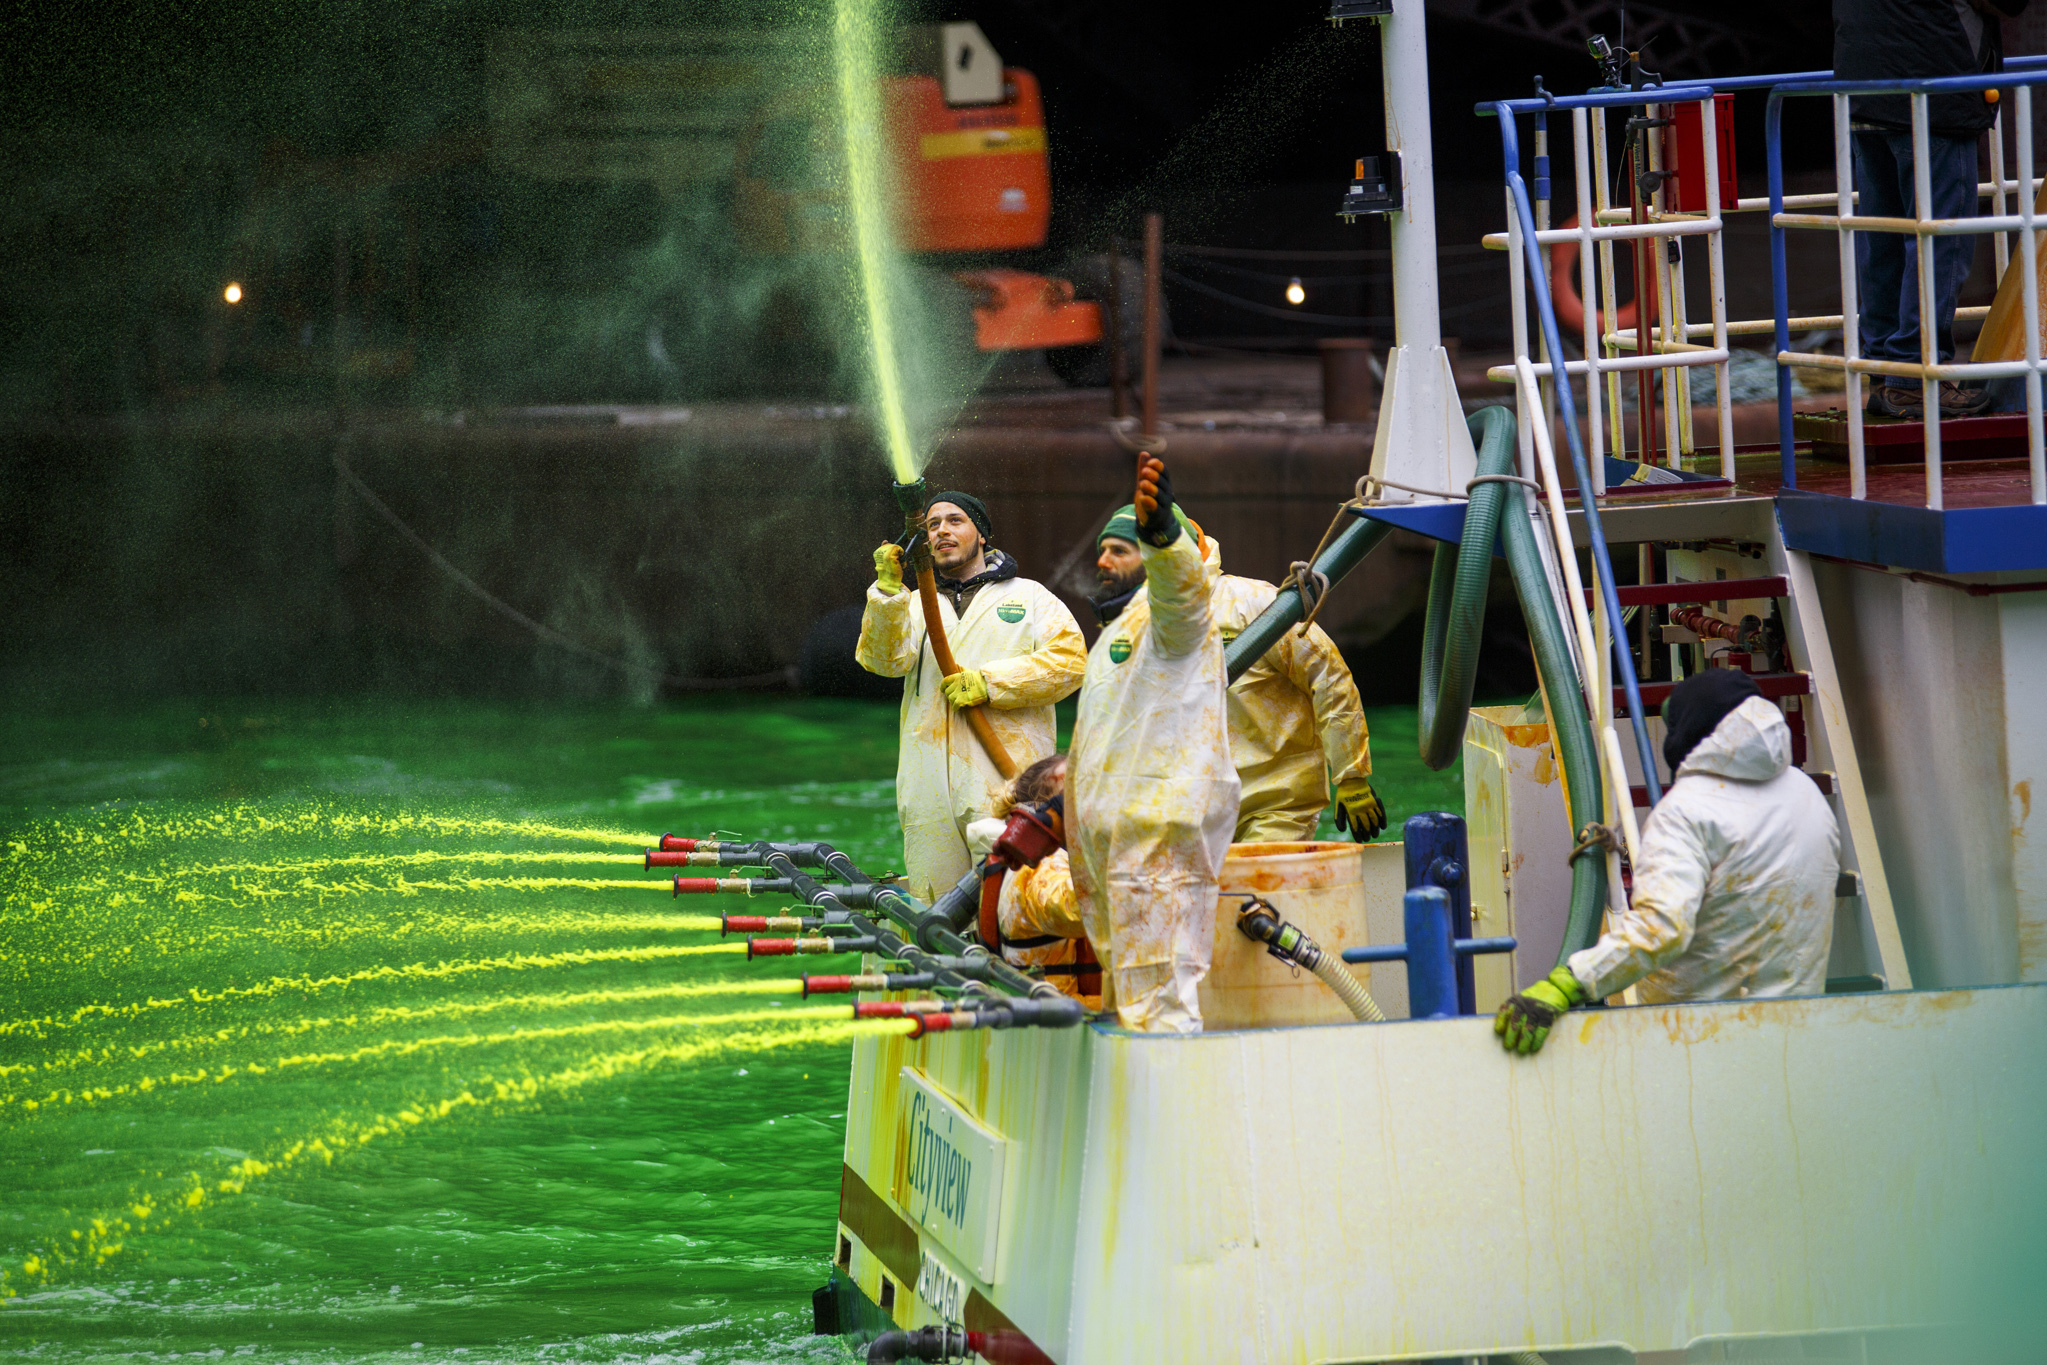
xmin=1495 ymin=669 xmax=1841 ymax=1054
xmin=1069 ymin=456 xmax=1241 ymax=1033
xmin=1212 ymin=569 xmax=1383 ymax=842
xmin=857 ymin=492 xmax=1087 ymax=902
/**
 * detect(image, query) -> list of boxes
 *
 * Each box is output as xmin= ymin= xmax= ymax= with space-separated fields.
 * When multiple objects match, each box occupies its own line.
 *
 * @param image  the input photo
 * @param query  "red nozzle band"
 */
xmin=854 ymin=1001 xmax=907 ymax=1018
xmin=908 ymin=1013 xmax=958 ymax=1039
xmin=805 ymin=975 xmax=854 ymax=997
xmin=723 ymin=915 xmax=769 ymax=936
xmin=748 ymin=938 xmax=798 ymax=959
xmin=646 ymin=850 xmax=706 ymax=868
xmin=659 ymin=834 xmax=696 ymax=852
xmin=672 ymin=877 xmax=720 ymax=895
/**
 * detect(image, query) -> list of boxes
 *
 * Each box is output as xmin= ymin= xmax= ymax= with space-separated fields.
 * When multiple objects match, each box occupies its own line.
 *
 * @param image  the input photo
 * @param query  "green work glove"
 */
xmin=1332 ymin=776 xmax=1386 ymax=842
xmin=940 ymin=669 xmax=989 ymax=709
xmin=1494 ymin=966 xmax=1587 ymax=1055
xmin=873 ymin=543 xmax=904 ymax=596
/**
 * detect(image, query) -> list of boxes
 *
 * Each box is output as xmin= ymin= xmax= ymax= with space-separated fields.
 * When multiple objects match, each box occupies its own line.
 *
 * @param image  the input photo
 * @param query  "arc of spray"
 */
xmin=833 ymin=0 xmax=920 ymax=482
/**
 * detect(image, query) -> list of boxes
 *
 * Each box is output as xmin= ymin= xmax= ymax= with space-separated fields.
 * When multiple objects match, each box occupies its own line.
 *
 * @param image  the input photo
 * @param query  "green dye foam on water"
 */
xmin=0 ymin=694 xmax=1453 ymax=1358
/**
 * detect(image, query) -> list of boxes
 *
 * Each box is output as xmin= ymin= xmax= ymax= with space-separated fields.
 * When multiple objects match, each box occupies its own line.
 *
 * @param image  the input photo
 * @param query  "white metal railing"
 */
xmin=1766 ymin=74 xmax=2047 ymax=508
xmin=1487 ymin=90 xmax=1737 ymax=491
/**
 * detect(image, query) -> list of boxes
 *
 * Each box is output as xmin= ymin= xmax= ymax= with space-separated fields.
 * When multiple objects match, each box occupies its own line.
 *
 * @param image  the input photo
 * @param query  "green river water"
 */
xmin=0 ymin=695 xmax=1459 ymax=1362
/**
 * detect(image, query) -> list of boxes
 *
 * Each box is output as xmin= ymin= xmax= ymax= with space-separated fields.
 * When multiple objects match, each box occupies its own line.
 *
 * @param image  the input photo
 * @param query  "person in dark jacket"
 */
xmin=1835 ymin=0 xmax=2028 ymax=419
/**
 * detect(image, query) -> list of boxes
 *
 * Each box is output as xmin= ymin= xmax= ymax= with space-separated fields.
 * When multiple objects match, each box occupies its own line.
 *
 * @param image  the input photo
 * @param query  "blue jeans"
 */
xmin=1853 ymin=130 xmax=1979 ymax=373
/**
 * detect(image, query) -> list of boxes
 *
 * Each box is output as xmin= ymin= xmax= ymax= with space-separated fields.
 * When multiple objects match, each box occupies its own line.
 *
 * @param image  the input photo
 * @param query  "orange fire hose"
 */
xmin=911 ymin=545 xmax=1018 ymax=781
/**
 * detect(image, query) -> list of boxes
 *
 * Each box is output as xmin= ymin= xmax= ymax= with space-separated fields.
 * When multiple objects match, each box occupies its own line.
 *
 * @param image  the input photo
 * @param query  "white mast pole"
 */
xmin=1366 ymin=0 xmax=1476 ymax=504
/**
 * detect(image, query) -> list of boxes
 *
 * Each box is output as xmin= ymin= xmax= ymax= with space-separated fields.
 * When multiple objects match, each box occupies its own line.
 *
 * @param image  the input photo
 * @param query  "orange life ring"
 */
xmin=1547 ymin=214 xmax=1657 ymax=337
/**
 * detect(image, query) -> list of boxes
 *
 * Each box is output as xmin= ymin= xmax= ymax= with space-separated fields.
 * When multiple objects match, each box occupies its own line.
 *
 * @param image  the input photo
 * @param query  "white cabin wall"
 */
xmin=1811 ymin=560 xmax=2020 ymax=987
xmin=1998 ymin=592 xmax=2047 ymax=981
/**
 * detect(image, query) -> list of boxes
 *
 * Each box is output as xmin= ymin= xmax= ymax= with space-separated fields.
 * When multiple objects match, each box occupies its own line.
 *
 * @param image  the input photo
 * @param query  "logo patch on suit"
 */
xmin=1108 ymin=637 xmax=1132 ymax=663
xmin=995 ymin=600 xmax=1025 ymax=623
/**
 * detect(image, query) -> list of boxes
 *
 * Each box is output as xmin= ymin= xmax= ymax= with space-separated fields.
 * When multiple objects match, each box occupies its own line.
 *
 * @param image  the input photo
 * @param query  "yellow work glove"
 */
xmin=940 ymin=669 xmax=989 ymax=709
xmin=1332 ymin=776 xmax=1386 ymax=842
xmin=872 ymin=543 xmax=904 ymax=596
xmin=1494 ymin=966 xmax=1588 ymax=1055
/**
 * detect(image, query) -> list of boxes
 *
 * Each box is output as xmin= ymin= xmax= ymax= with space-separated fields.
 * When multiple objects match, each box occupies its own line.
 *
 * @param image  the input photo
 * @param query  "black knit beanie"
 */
xmin=1661 ymin=669 xmax=1761 ymax=775
xmin=924 ymin=491 xmax=992 ymax=542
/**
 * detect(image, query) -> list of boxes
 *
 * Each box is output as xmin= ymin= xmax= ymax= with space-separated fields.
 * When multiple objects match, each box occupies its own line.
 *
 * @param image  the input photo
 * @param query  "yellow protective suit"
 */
xmin=1069 ymin=532 xmax=1241 ymax=1033
xmin=1000 ymin=852 xmax=1098 ymax=1004
xmin=965 ymin=818 xmax=1095 ymax=1002
xmin=1213 ymin=567 xmax=1371 ymax=842
xmin=856 ymin=570 xmax=1085 ymax=901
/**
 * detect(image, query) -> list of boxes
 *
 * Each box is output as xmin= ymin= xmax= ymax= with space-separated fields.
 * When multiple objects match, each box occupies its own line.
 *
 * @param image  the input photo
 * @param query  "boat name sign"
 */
xmin=894 ymin=1067 xmax=1008 ymax=1284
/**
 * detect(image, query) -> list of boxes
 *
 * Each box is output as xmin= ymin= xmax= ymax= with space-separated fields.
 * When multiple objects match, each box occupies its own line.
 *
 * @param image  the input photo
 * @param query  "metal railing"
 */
xmin=1481 ymin=87 xmax=1684 ymax=882
xmin=1767 ymin=69 xmax=2047 ymax=508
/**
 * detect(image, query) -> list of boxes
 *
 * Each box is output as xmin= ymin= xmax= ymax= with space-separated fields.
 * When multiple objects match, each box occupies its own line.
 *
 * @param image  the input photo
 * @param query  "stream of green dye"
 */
xmin=0 ymin=695 xmax=1455 ymax=1360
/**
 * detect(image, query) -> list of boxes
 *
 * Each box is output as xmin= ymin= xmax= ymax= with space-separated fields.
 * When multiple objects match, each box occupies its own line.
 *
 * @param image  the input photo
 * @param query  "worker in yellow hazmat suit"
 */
xmin=857 ymin=492 xmax=1087 ymax=902
xmin=1212 ymin=570 xmax=1383 ymax=842
xmin=1069 ymin=456 xmax=1241 ymax=1033
xmin=966 ymin=754 xmax=1099 ymax=1005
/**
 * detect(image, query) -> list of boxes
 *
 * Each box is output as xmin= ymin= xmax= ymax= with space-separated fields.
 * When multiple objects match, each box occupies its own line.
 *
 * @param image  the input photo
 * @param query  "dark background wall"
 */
xmin=1 ymin=1 xmax=1844 ymax=703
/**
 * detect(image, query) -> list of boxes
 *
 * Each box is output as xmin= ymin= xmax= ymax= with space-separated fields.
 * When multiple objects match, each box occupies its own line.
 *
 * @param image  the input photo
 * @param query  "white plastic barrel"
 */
xmin=1201 ymin=840 xmax=1410 ymax=1029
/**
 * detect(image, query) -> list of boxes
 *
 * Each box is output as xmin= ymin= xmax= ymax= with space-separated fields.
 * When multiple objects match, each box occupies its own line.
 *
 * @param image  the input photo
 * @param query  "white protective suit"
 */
xmin=856 ymin=562 xmax=1086 ymax=902
xmin=1568 ymin=695 xmax=1840 ymax=1003
xmin=1214 ymin=571 xmax=1371 ymax=841
xmin=1069 ymin=531 xmax=1241 ymax=1033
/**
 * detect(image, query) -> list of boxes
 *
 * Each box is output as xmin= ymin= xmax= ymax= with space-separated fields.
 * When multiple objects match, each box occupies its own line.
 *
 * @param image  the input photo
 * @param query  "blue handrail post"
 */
xmin=1402 ymin=813 xmax=1474 ymax=1014
xmin=1767 ymin=91 xmax=1798 ymax=488
xmin=1402 ymin=887 xmax=1459 ymax=1020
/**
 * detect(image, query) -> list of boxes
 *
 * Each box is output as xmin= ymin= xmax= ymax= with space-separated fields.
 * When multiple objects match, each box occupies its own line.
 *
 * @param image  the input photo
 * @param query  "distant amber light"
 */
xmin=223 ymin=282 xmax=244 ymax=304
xmin=1285 ymin=277 xmax=1306 ymax=306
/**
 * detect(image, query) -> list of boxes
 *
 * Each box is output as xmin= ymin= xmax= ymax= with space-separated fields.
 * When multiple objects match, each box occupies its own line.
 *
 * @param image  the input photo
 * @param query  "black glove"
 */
xmin=1134 ymin=454 xmax=1181 ymax=548
xmin=1332 ymin=777 xmax=1386 ymax=842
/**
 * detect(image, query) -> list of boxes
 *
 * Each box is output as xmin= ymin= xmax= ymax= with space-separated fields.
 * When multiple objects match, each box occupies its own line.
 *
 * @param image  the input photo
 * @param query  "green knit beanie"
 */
xmin=1098 ymin=503 xmax=1192 ymax=546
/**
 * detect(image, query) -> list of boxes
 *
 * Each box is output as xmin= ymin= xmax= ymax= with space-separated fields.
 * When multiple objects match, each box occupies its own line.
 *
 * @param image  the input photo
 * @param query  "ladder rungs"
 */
xmin=1614 ymin=673 xmax=1811 ymax=712
xmin=1587 ymin=576 xmax=1788 ymax=607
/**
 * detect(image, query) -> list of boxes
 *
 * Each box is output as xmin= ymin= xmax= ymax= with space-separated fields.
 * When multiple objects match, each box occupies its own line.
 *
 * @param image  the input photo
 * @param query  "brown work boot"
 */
xmin=1866 ymin=382 xmax=1922 ymax=419
xmin=1937 ymin=381 xmax=1993 ymax=418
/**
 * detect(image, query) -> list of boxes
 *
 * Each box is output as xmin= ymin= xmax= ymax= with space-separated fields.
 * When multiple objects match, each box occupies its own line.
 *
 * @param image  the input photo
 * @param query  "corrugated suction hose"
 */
xmin=1235 ymin=898 xmax=1386 ymax=1023
xmin=1426 ymin=407 xmax=1610 ymax=965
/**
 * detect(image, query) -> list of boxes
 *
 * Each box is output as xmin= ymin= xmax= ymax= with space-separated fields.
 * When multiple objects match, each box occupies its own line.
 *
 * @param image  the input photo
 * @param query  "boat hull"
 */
xmin=832 ymin=982 xmax=2047 ymax=1362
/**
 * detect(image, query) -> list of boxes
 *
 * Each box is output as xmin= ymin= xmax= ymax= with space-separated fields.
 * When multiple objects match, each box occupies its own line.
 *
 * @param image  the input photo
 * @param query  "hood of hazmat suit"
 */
xmin=1069 ymin=531 xmax=1241 ymax=1032
xmin=1212 ymin=549 xmax=1371 ymax=842
xmin=857 ymin=569 xmax=1085 ymax=902
xmin=1568 ymin=695 xmax=1840 ymax=1003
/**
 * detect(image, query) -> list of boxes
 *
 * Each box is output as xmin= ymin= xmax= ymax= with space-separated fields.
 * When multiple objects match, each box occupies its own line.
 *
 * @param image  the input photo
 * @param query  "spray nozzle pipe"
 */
xmin=892 ymin=478 xmax=930 ymax=517
xmin=747 ymin=935 xmax=881 ymax=960
xmin=723 ymin=913 xmax=843 ymax=936
xmin=647 ymin=849 xmax=769 ymax=869
xmin=673 ymin=877 xmax=795 ymax=897
xmin=802 ymin=973 xmax=894 ymax=997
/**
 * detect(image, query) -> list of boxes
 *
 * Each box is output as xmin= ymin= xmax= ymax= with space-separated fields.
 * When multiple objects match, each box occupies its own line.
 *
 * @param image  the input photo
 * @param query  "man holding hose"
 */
xmin=1070 ymin=456 xmax=1241 ymax=1032
xmin=858 ymin=492 xmax=1086 ymax=903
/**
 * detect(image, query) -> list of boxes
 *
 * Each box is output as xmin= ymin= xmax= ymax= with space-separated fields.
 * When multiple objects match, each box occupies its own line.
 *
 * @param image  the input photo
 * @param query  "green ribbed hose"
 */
xmin=1224 ymin=517 xmax=1394 ymax=683
xmin=1415 ymin=408 xmax=1514 ymax=771
xmin=1224 ymin=405 xmax=1605 ymax=966
xmin=1428 ymin=407 xmax=1608 ymax=966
